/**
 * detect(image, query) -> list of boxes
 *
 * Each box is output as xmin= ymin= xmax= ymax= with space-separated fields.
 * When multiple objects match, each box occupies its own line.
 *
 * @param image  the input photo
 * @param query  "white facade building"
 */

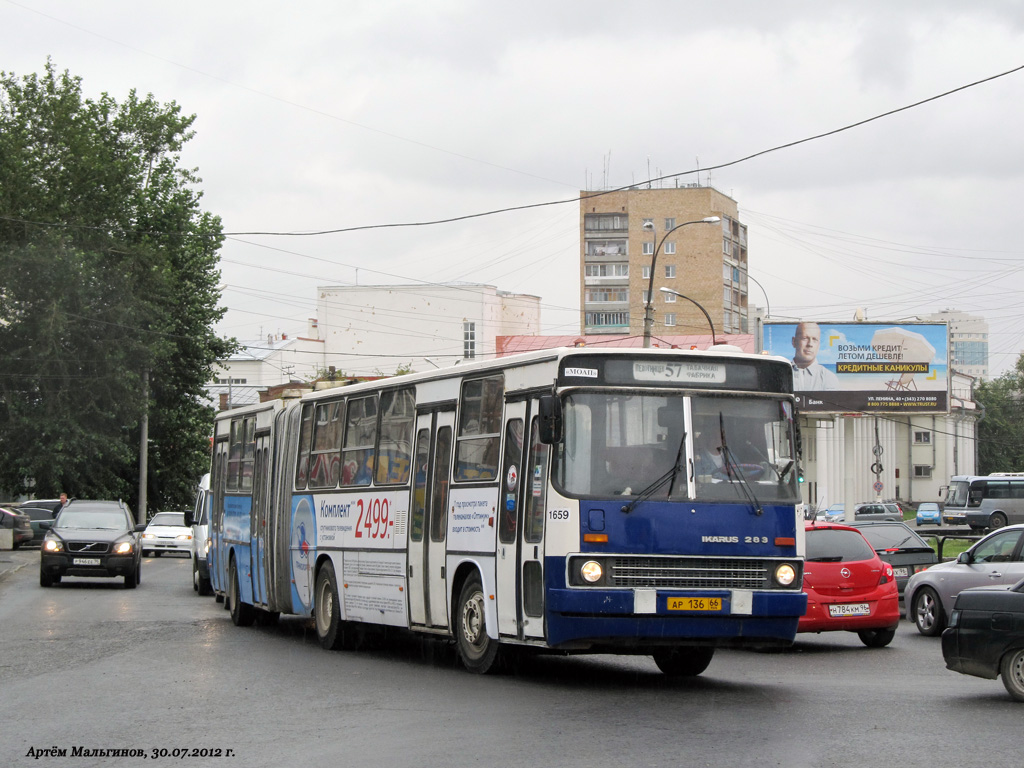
xmin=316 ymin=284 xmax=541 ymax=376
xmin=799 ymin=372 xmax=978 ymax=510
xmin=208 ymin=333 xmax=326 ymax=409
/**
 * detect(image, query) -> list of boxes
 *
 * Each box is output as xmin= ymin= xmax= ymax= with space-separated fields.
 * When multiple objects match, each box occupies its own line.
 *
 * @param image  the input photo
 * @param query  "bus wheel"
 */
xmin=652 ymin=646 xmax=714 ymax=677
xmin=229 ymin=560 xmax=255 ymax=627
xmin=315 ymin=562 xmax=345 ymax=650
xmin=990 ymin=512 xmax=1008 ymax=530
xmin=456 ymin=573 xmax=504 ymax=674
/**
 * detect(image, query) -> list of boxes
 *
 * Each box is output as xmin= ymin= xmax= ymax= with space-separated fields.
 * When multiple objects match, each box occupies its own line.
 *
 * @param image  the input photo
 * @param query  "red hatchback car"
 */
xmin=800 ymin=521 xmax=902 ymax=647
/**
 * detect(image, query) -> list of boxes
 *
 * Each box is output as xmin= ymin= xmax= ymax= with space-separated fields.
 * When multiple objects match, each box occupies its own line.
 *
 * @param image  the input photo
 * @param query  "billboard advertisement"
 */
xmin=762 ymin=322 xmax=949 ymax=414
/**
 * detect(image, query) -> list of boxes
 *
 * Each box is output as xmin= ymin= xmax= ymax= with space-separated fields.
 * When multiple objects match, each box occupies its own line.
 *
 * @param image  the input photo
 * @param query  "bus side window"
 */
xmin=410 ymin=428 xmax=430 ymax=542
xmin=295 ymin=403 xmax=314 ymax=490
xmin=524 ymin=417 xmax=549 ymax=544
xmin=430 ymin=427 xmax=452 ymax=542
xmin=342 ymin=395 xmax=377 ymax=486
xmin=968 ymin=482 xmax=985 ymax=507
xmin=455 ymin=376 xmax=503 ymax=481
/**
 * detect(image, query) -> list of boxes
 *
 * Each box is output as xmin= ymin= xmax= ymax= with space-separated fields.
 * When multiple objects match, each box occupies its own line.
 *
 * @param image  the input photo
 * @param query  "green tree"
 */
xmin=0 ymin=61 xmax=233 ymax=513
xmin=974 ymin=355 xmax=1024 ymax=474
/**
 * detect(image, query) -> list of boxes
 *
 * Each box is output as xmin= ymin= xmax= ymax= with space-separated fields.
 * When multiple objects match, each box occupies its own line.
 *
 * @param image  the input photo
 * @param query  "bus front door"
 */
xmin=497 ymin=400 xmax=548 ymax=641
xmin=408 ymin=408 xmax=454 ymax=629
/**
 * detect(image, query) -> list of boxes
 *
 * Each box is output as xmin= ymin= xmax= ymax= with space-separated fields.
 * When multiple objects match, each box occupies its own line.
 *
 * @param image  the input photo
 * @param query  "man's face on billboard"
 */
xmin=792 ymin=324 xmax=821 ymax=368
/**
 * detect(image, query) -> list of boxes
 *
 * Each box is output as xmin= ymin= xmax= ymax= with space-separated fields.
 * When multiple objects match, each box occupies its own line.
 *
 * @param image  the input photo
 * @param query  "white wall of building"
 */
xmin=801 ymin=402 xmax=977 ymax=511
xmin=208 ymin=334 xmax=325 ymax=407
xmin=316 ymin=284 xmax=541 ymax=376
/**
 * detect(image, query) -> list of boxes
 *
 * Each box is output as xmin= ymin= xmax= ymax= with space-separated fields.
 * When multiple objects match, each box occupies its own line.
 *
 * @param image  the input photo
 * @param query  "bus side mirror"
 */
xmin=538 ymin=395 xmax=562 ymax=444
xmin=184 ymin=509 xmax=194 ymax=527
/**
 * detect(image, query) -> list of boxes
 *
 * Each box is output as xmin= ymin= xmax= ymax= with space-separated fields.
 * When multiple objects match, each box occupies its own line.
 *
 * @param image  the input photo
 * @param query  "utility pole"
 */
xmin=138 ymin=369 xmax=149 ymax=525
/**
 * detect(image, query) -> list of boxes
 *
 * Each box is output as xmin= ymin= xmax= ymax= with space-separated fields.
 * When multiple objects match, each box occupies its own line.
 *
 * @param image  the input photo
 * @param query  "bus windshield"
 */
xmin=553 ymin=391 xmax=799 ymax=504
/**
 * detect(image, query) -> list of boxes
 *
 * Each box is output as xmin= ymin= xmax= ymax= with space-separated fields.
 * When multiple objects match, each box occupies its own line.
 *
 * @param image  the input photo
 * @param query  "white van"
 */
xmin=185 ymin=473 xmax=212 ymax=595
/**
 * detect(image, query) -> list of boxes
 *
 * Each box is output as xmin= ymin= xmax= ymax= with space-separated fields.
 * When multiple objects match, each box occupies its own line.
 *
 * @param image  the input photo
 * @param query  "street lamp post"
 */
xmin=642 ymin=216 xmax=721 ymax=348
xmin=659 ymin=287 xmax=717 ymax=345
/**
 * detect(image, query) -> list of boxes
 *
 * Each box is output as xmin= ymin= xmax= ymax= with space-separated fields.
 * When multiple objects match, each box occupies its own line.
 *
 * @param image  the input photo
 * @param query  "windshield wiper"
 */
xmin=666 ymin=431 xmax=687 ymax=498
xmin=620 ymin=465 xmax=676 ymax=514
xmin=719 ymin=413 xmax=763 ymax=516
xmin=621 ymin=433 xmax=688 ymax=514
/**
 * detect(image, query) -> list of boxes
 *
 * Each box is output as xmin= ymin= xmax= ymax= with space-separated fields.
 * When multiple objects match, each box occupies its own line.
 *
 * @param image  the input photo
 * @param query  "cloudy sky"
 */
xmin=5 ymin=1 xmax=1024 ymax=376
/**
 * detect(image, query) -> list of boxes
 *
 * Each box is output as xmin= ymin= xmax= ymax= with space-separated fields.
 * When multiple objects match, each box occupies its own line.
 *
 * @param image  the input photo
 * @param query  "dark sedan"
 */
xmin=942 ymin=578 xmax=1024 ymax=702
xmin=849 ymin=521 xmax=938 ymax=597
xmin=1 ymin=506 xmax=34 ymax=549
xmin=17 ymin=506 xmax=58 ymax=546
xmin=40 ymin=500 xmax=144 ymax=588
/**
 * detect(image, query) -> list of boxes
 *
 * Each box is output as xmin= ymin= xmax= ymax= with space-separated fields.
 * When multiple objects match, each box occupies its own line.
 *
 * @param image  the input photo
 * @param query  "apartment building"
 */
xmin=580 ymin=186 xmax=748 ymax=338
xmin=922 ymin=309 xmax=989 ymax=381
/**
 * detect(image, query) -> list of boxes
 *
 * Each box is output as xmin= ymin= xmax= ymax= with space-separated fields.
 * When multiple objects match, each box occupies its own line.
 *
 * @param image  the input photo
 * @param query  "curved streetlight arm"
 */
xmin=642 ymin=216 xmax=721 ymax=348
xmin=659 ymin=287 xmax=717 ymax=346
xmin=745 ymin=273 xmax=770 ymax=318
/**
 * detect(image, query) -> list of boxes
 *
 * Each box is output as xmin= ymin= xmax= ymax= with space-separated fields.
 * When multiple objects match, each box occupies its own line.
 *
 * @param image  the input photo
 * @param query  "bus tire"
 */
xmin=912 ymin=587 xmax=945 ymax=636
xmin=455 ymin=573 xmax=504 ymax=674
xmin=990 ymin=512 xmax=1008 ymax=530
xmin=652 ymin=646 xmax=714 ymax=677
xmin=229 ymin=559 xmax=255 ymax=627
xmin=315 ymin=561 xmax=345 ymax=650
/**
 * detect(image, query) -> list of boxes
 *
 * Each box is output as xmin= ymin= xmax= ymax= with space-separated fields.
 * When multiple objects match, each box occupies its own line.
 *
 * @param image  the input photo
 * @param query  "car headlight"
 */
xmin=580 ymin=560 xmax=603 ymax=583
xmin=774 ymin=562 xmax=798 ymax=586
xmin=113 ymin=541 xmax=133 ymax=555
xmin=142 ymin=532 xmax=155 ymax=540
xmin=43 ymin=538 xmax=63 ymax=553
xmin=176 ymin=534 xmax=192 ymax=541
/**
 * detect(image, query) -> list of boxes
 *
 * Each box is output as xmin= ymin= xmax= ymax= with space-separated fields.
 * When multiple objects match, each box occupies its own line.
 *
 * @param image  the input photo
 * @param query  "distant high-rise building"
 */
xmin=922 ymin=309 xmax=989 ymax=380
xmin=579 ymin=186 xmax=748 ymax=337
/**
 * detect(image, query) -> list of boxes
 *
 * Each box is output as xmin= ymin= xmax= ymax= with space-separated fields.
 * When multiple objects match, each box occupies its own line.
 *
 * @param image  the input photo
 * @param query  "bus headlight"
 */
xmin=774 ymin=563 xmax=797 ymax=587
xmin=580 ymin=560 xmax=604 ymax=583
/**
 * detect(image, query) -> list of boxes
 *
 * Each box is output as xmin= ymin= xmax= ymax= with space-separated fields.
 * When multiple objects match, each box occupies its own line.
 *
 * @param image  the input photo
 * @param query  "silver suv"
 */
xmin=185 ymin=474 xmax=212 ymax=596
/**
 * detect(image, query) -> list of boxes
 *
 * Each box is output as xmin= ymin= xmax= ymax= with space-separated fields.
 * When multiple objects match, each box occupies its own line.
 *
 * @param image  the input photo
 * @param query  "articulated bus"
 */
xmin=207 ymin=347 xmax=806 ymax=675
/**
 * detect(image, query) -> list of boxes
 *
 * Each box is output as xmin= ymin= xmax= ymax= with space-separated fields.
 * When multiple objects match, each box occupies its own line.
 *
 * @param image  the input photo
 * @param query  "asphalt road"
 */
xmin=1 ymin=547 xmax=1018 ymax=768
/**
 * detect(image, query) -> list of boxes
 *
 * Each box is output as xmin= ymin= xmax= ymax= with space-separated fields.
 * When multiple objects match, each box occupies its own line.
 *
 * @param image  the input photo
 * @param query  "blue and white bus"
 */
xmin=208 ymin=346 xmax=806 ymax=675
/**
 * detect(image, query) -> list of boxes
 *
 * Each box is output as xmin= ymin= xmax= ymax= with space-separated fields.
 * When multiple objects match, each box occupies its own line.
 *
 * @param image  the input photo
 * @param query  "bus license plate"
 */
xmin=668 ymin=597 xmax=722 ymax=611
xmin=829 ymin=603 xmax=870 ymax=617
xmin=73 ymin=557 xmax=101 ymax=566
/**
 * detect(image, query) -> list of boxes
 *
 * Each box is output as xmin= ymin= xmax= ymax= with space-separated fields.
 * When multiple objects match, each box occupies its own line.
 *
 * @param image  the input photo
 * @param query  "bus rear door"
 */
xmin=408 ymin=407 xmax=454 ymax=629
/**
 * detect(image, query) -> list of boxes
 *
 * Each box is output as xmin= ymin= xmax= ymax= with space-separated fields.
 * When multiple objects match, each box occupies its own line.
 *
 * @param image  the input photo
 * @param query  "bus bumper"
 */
xmin=545 ymin=587 xmax=806 ymax=649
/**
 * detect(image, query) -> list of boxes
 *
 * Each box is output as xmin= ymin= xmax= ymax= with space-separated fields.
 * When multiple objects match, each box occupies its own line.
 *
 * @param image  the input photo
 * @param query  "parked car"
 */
xmin=849 ymin=520 xmax=938 ymax=597
xmin=141 ymin=511 xmax=192 ymax=557
xmin=799 ymin=521 xmax=901 ymax=647
xmin=905 ymin=524 xmax=1024 ymax=636
xmin=817 ymin=502 xmax=902 ymax=523
xmin=17 ymin=498 xmax=67 ymax=516
xmin=916 ymin=502 xmax=942 ymax=526
xmin=17 ymin=506 xmax=58 ymax=546
xmin=40 ymin=500 xmax=144 ymax=588
xmin=1 ymin=506 xmax=34 ymax=549
xmin=184 ymin=473 xmax=212 ymax=595
xmin=941 ymin=578 xmax=1024 ymax=701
